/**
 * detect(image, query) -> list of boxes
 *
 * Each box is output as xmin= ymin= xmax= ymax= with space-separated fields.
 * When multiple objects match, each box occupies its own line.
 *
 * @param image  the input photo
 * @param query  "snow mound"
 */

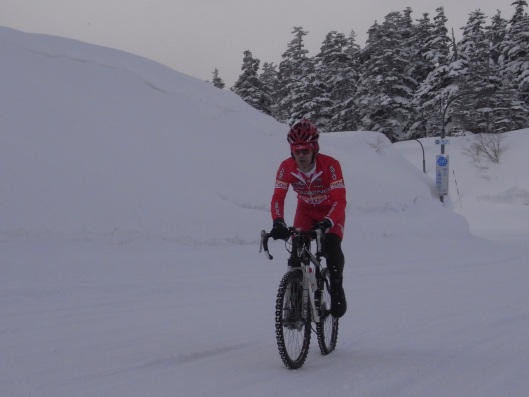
xmin=0 ymin=27 xmax=469 ymax=244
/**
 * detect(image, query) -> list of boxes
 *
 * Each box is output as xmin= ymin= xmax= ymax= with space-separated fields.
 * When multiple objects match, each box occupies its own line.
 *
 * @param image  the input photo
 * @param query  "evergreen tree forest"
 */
xmin=229 ymin=2 xmax=529 ymax=141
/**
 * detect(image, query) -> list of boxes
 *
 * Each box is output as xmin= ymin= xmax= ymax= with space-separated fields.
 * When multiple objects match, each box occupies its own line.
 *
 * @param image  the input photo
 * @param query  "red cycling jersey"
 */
xmin=271 ymin=153 xmax=347 ymax=238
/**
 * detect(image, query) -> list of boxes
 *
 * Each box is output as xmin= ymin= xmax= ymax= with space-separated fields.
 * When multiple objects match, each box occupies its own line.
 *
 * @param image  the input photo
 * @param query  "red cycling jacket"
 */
xmin=271 ymin=153 xmax=347 ymax=238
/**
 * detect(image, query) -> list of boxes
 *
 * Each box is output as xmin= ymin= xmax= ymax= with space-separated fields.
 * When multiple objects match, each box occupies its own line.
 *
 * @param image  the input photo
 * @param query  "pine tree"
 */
xmin=502 ymin=1 xmax=529 ymax=94
xmin=313 ymin=31 xmax=348 ymax=130
xmin=486 ymin=10 xmax=522 ymax=132
xmin=411 ymin=10 xmax=448 ymax=138
xmin=510 ymin=0 xmax=528 ymax=25
xmin=296 ymin=57 xmax=331 ymax=129
xmin=454 ymin=9 xmax=501 ymax=133
xmin=458 ymin=9 xmax=491 ymax=87
xmin=405 ymin=11 xmax=437 ymax=137
xmin=276 ymin=27 xmax=314 ymax=125
xmin=497 ymin=1 xmax=529 ymax=129
xmin=412 ymin=13 xmax=436 ymax=83
xmin=355 ymin=11 xmax=417 ymax=140
xmin=414 ymin=7 xmax=457 ymax=137
xmin=232 ymin=50 xmax=271 ymax=115
xmin=330 ymin=30 xmax=361 ymax=131
xmin=489 ymin=10 xmax=508 ymax=65
xmin=355 ymin=21 xmax=386 ymax=136
xmin=259 ymin=62 xmax=279 ymax=117
xmin=210 ymin=68 xmax=225 ymax=89
xmin=315 ymin=30 xmax=359 ymax=131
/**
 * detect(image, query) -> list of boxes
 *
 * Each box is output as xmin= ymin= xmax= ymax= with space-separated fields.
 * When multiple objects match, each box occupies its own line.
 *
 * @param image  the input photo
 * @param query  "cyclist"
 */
xmin=269 ymin=119 xmax=347 ymax=318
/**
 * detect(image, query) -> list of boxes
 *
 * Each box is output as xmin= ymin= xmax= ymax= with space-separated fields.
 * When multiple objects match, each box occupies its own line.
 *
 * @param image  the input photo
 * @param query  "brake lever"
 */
xmin=259 ymin=230 xmax=273 ymax=260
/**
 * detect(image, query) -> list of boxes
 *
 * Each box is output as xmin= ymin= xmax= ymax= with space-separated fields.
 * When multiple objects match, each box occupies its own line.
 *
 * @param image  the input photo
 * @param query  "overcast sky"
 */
xmin=1 ymin=0 xmax=515 ymax=87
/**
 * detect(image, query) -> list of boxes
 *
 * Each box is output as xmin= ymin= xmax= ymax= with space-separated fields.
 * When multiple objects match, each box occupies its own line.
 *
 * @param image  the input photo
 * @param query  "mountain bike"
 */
xmin=260 ymin=228 xmax=339 ymax=369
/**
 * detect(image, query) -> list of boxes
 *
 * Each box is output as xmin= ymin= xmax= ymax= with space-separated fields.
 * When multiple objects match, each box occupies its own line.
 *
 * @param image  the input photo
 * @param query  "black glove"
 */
xmin=311 ymin=218 xmax=333 ymax=235
xmin=270 ymin=218 xmax=290 ymax=240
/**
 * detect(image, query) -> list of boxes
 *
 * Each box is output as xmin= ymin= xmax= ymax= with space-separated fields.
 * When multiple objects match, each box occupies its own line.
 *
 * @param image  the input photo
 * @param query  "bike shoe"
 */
xmin=331 ymin=288 xmax=347 ymax=318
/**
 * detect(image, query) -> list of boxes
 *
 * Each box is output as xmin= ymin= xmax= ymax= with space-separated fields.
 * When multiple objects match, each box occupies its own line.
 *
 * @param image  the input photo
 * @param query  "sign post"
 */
xmin=436 ymin=155 xmax=449 ymax=201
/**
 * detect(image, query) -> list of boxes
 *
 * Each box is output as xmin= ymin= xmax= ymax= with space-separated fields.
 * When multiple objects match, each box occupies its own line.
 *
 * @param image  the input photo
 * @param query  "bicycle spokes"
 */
xmin=275 ymin=271 xmax=311 ymax=369
xmin=316 ymin=269 xmax=339 ymax=355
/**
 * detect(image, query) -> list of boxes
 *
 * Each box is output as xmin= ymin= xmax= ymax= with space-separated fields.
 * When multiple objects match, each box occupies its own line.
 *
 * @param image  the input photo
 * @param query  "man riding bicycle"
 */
xmin=269 ymin=119 xmax=347 ymax=318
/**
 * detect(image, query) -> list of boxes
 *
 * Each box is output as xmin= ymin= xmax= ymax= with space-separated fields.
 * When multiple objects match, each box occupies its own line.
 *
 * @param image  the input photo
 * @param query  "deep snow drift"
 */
xmin=1 ymin=27 xmax=528 ymax=397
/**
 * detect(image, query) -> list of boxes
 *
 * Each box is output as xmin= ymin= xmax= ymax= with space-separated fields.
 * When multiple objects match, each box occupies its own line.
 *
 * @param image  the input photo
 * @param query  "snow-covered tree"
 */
xmin=406 ymin=12 xmax=437 ymax=138
xmin=501 ymin=1 xmax=529 ymax=97
xmin=485 ymin=10 xmax=524 ymax=132
xmin=453 ymin=10 xmax=503 ymax=133
xmin=258 ymin=62 xmax=279 ymax=117
xmin=411 ymin=13 xmax=436 ymax=82
xmin=294 ymin=58 xmax=331 ymax=129
xmin=276 ymin=27 xmax=315 ymax=125
xmin=327 ymin=30 xmax=361 ymax=131
xmin=355 ymin=11 xmax=417 ymax=140
xmin=496 ymin=1 xmax=529 ymax=130
xmin=489 ymin=10 xmax=508 ymax=65
xmin=313 ymin=31 xmax=353 ymax=130
xmin=210 ymin=68 xmax=225 ymax=89
xmin=232 ymin=50 xmax=271 ymax=115
xmin=226 ymin=4 xmax=529 ymax=138
xmin=411 ymin=8 xmax=453 ymax=137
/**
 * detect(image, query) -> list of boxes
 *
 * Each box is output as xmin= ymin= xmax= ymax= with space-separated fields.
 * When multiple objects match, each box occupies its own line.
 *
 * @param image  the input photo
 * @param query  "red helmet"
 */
xmin=287 ymin=119 xmax=319 ymax=152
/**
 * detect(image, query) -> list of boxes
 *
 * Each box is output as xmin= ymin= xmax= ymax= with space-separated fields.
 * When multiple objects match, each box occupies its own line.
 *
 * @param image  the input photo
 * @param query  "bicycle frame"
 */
xmin=260 ymin=229 xmax=325 ymax=323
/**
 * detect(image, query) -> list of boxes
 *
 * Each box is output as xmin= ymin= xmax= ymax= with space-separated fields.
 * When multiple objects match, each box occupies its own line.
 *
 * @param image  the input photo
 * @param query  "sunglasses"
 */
xmin=293 ymin=148 xmax=312 ymax=155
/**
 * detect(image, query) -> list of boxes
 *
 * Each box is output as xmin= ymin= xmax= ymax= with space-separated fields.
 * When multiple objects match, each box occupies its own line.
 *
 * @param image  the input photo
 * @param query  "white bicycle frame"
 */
xmin=261 ymin=229 xmax=325 ymax=324
xmin=297 ymin=237 xmax=324 ymax=324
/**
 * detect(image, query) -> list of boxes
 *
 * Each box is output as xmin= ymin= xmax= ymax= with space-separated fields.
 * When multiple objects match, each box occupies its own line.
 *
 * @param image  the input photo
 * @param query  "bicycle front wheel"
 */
xmin=316 ymin=268 xmax=339 ymax=355
xmin=275 ymin=269 xmax=311 ymax=369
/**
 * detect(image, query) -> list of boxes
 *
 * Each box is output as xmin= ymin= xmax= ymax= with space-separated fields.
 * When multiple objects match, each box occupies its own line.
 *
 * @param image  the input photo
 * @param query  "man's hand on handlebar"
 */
xmin=310 ymin=218 xmax=332 ymax=235
xmin=270 ymin=218 xmax=290 ymax=241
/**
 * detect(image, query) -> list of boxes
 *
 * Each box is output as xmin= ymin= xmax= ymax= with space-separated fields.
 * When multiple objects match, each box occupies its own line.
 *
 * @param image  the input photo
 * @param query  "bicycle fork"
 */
xmin=306 ymin=247 xmax=325 ymax=324
xmin=299 ymin=266 xmax=323 ymax=324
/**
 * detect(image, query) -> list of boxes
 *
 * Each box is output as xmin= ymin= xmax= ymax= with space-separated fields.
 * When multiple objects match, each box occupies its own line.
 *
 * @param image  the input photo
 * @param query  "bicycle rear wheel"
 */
xmin=316 ymin=268 xmax=339 ymax=355
xmin=275 ymin=269 xmax=311 ymax=369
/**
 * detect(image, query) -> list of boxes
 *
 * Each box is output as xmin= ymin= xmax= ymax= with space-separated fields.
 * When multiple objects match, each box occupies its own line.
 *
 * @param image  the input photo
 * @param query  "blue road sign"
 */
xmin=436 ymin=155 xmax=449 ymax=196
xmin=437 ymin=156 xmax=448 ymax=167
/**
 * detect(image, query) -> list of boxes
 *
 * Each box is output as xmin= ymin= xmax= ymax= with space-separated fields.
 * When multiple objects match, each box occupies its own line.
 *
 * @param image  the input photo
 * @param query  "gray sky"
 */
xmin=1 ymin=0 xmax=514 ymax=86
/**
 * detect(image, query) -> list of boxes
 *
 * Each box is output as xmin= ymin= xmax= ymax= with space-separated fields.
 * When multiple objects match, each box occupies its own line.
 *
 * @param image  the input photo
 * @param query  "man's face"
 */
xmin=292 ymin=147 xmax=314 ymax=170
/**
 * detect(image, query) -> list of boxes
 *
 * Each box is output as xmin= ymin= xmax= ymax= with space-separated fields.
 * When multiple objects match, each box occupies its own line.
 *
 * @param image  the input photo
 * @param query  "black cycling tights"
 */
xmin=323 ymin=233 xmax=345 ymax=285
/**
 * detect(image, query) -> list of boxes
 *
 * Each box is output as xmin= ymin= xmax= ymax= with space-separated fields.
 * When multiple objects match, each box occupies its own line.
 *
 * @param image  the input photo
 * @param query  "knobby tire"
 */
xmin=316 ymin=268 xmax=339 ymax=355
xmin=275 ymin=269 xmax=311 ymax=369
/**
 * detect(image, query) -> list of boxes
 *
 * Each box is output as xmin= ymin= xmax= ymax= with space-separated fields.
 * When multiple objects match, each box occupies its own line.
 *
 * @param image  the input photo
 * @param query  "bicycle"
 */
xmin=260 ymin=227 xmax=339 ymax=369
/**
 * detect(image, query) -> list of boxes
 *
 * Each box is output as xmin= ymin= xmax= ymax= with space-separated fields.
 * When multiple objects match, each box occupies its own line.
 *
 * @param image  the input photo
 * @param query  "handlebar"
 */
xmin=259 ymin=228 xmax=323 ymax=261
xmin=259 ymin=230 xmax=273 ymax=260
